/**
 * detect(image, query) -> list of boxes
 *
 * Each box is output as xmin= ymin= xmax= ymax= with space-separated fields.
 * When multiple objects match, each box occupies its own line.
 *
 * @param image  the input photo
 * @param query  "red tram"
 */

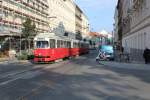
xmin=33 ymin=33 xmax=89 ymax=63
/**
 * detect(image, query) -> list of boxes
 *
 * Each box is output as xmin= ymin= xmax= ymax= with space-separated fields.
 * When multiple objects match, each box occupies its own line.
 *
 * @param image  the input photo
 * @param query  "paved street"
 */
xmin=0 ymin=51 xmax=150 ymax=100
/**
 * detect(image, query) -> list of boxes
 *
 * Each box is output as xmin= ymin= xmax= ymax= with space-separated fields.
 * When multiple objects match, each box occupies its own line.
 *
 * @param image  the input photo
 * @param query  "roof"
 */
xmin=34 ymin=32 xmax=71 ymax=41
xmin=89 ymin=32 xmax=107 ymax=37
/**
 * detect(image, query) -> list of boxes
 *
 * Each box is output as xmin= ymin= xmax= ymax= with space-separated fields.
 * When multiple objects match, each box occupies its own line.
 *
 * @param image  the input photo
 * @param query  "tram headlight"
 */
xmin=39 ymin=53 xmax=41 ymax=56
xmin=38 ymin=53 xmax=42 ymax=58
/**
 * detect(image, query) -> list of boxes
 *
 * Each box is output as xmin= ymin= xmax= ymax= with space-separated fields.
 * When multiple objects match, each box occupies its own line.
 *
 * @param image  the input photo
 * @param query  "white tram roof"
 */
xmin=34 ymin=32 xmax=70 ymax=41
xmin=34 ymin=33 xmax=89 ymax=43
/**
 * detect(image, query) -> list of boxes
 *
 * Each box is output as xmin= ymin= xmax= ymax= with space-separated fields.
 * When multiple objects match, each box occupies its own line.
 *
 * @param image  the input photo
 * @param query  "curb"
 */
xmin=0 ymin=60 xmax=32 ymax=65
xmin=99 ymin=61 xmax=150 ymax=70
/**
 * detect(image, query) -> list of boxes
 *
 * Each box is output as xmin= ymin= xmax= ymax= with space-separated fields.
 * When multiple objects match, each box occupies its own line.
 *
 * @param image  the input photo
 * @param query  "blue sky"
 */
xmin=75 ymin=0 xmax=118 ymax=32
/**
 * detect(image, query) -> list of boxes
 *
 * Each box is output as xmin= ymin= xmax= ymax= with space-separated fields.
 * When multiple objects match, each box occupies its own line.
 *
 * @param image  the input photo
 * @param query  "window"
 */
xmin=64 ymin=41 xmax=67 ymax=48
xmin=50 ymin=39 xmax=56 ymax=48
xmin=73 ymin=42 xmax=79 ymax=48
xmin=61 ymin=40 xmax=63 ymax=48
xmin=67 ymin=41 xmax=71 ymax=48
xmin=73 ymin=42 xmax=76 ymax=48
xmin=36 ymin=41 xmax=49 ymax=48
xmin=77 ymin=43 xmax=80 ymax=48
xmin=57 ymin=40 xmax=61 ymax=48
xmin=27 ymin=0 xmax=30 ymax=3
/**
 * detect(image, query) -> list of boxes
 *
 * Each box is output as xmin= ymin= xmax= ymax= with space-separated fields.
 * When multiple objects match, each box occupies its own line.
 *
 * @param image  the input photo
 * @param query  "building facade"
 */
xmin=0 ymin=0 xmax=49 ymax=51
xmin=75 ymin=5 xmax=82 ymax=40
xmin=81 ymin=13 xmax=89 ymax=39
xmin=0 ymin=0 xmax=89 ymax=55
xmin=47 ymin=0 xmax=90 ymax=40
xmin=0 ymin=0 xmax=49 ymax=35
xmin=75 ymin=5 xmax=90 ymax=40
xmin=113 ymin=7 xmax=118 ymax=43
xmin=117 ymin=0 xmax=123 ymax=42
xmin=47 ymin=0 xmax=76 ymax=38
xmin=117 ymin=0 xmax=150 ymax=62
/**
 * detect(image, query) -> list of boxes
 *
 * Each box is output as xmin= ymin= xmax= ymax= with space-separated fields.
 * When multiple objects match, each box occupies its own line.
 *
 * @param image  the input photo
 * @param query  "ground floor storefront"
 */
xmin=122 ymin=26 xmax=150 ymax=62
xmin=0 ymin=36 xmax=34 ymax=57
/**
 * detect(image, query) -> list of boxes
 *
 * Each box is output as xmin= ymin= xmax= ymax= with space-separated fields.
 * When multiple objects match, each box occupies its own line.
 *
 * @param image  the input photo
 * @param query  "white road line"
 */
xmin=0 ymin=69 xmax=30 ymax=79
xmin=0 ymin=70 xmax=43 ymax=86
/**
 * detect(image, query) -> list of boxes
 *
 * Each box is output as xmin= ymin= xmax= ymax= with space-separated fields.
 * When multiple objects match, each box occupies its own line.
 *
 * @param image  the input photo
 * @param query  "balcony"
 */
xmin=122 ymin=15 xmax=131 ymax=35
xmin=0 ymin=25 xmax=21 ymax=36
xmin=133 ymin=0 xmax=144 ymax=11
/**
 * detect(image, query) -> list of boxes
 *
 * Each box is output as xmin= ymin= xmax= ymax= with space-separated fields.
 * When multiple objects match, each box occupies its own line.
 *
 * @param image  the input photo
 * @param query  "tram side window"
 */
xmin=50 ymin=39 xmax=56 ymax=48
xmin=36 ymin=41 xmax=48 ymax=48
xmin=73 ymin=42 xmax=76 ymax=48
xmin=79 ymin=43 xmax=81 ymax=48
xmin=78 ymin=43 xmax=80 ymax=48
xmin=81 ymin=43 xmax=84 ymax=48
xmin=62 ymin=41 xmax=65 ymax=48
xmin=67 ymin=41 xmax=71 ymax=48
xmin=85 ymin=44 xmax=87 ymax=48
xmin=61 ymin=40 xmax=63 ymax=48
xmin=73 ymin=42 xmax=78 ymax=48
xmin=83 ymin=43 xmax=85 ymax=48
xmin=76 ymin=43 xmax=78 ymax=48
xmin=64 ymin=41 xmax=67 ymax=48
xmin=57 ymin=40 xmax=61 ymax=48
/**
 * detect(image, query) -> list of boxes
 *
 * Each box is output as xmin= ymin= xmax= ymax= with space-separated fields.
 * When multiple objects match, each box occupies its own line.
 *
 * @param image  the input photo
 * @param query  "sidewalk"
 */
xmin=0 ymin=58 xmax=9 ymax=64
xmin=0 ymin=58 xmax=32 ymax=65
xmin=100 ymin=61 xmax=150 ymax=70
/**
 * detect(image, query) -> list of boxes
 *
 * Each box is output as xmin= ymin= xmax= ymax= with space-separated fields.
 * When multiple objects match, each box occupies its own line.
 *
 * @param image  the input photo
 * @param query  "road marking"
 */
xmin=0 ymin=69 xmax=30 ymax=79
xmin=0 ymin=61 xmax=68 ymax=86
xmin=0 ymin=70 xmax=43 ymax=86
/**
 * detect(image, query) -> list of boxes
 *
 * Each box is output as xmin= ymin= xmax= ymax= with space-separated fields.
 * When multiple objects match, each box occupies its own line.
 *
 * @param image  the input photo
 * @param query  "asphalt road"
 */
xmin=0 ymin=50 xmax=150 ymax=100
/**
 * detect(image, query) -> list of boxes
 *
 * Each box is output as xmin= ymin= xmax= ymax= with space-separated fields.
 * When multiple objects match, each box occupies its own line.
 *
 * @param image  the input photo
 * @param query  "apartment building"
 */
xmin=47 ymin=0 xmax=76 ymax=39
xmin=0 ymin=0 xmax=89 ymax=55
xmin=81 ymin=13 xmax=89 ymax=39
xmin=75 ymin=5 xmax=83 ymax=40
xmin=74 ymin=5 xmax=89 ymax=40
xmin=113 ymin=7 xmax=118 ymax=43
xmin=117 ymin=0 xmax=150 ymax=62
xmin=0 ymin=0 xmax=49 ymax=51
xmin=0 ymin=0 xmax=49 ymax=35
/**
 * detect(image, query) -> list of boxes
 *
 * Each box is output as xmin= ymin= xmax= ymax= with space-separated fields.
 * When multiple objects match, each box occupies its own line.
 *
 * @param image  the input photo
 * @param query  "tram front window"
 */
xmin=36 ymin=41 xmax=49 ymax=48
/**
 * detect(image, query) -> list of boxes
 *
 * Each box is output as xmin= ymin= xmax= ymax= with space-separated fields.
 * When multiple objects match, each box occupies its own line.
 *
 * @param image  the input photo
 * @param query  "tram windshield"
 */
xmin=36 ymin=41 xmax=49 ymax=48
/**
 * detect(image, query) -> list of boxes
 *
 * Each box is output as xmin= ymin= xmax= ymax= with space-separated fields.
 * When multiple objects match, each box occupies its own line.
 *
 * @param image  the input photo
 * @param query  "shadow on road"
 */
xmin=71 ymin=51 xmax=150 ymax=84
xmin=0 ymin=50 xmax=150 ymax=100
xmin=22 ymin=69 xmax=149 ymax=99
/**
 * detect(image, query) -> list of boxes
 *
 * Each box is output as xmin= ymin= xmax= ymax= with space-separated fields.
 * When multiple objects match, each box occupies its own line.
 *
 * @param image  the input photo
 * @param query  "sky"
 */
xmin=75 ymin=0 xmax=118 ymax=33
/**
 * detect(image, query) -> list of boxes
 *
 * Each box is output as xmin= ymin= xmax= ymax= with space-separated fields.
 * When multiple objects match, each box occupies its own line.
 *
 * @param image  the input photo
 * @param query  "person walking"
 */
xmin=143 ymin=48 xmax=150 ymax=64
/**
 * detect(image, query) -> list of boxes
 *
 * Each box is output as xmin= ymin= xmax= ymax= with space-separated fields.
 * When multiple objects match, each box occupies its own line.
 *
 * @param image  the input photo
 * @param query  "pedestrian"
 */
xmin=143 ymin=47 xmax=150 ymax=64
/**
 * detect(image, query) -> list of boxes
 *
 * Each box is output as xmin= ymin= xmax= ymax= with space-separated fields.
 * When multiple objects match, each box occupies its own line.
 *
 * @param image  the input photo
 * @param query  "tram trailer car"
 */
xmin=34 ymin=33 xmax=89 ymax=63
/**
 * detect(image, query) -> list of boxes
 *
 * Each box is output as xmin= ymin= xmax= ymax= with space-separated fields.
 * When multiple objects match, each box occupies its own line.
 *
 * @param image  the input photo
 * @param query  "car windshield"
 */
xmin=36 ymin=41 xmax=49 ymax=48
xmin=100 ymin=45 xmax=113 ymax=53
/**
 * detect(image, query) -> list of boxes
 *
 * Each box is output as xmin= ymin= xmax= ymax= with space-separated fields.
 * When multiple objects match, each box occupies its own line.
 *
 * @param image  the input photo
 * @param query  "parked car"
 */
xmin=96 ymin=45 xmax=114 ymax=61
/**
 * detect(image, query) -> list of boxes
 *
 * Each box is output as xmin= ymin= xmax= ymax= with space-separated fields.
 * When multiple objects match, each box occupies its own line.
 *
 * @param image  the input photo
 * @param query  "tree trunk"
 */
xmin=25 ymin=39 xmax=27 ymax=51
xmin=28 ymin=38 xmax=30 ymax=54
